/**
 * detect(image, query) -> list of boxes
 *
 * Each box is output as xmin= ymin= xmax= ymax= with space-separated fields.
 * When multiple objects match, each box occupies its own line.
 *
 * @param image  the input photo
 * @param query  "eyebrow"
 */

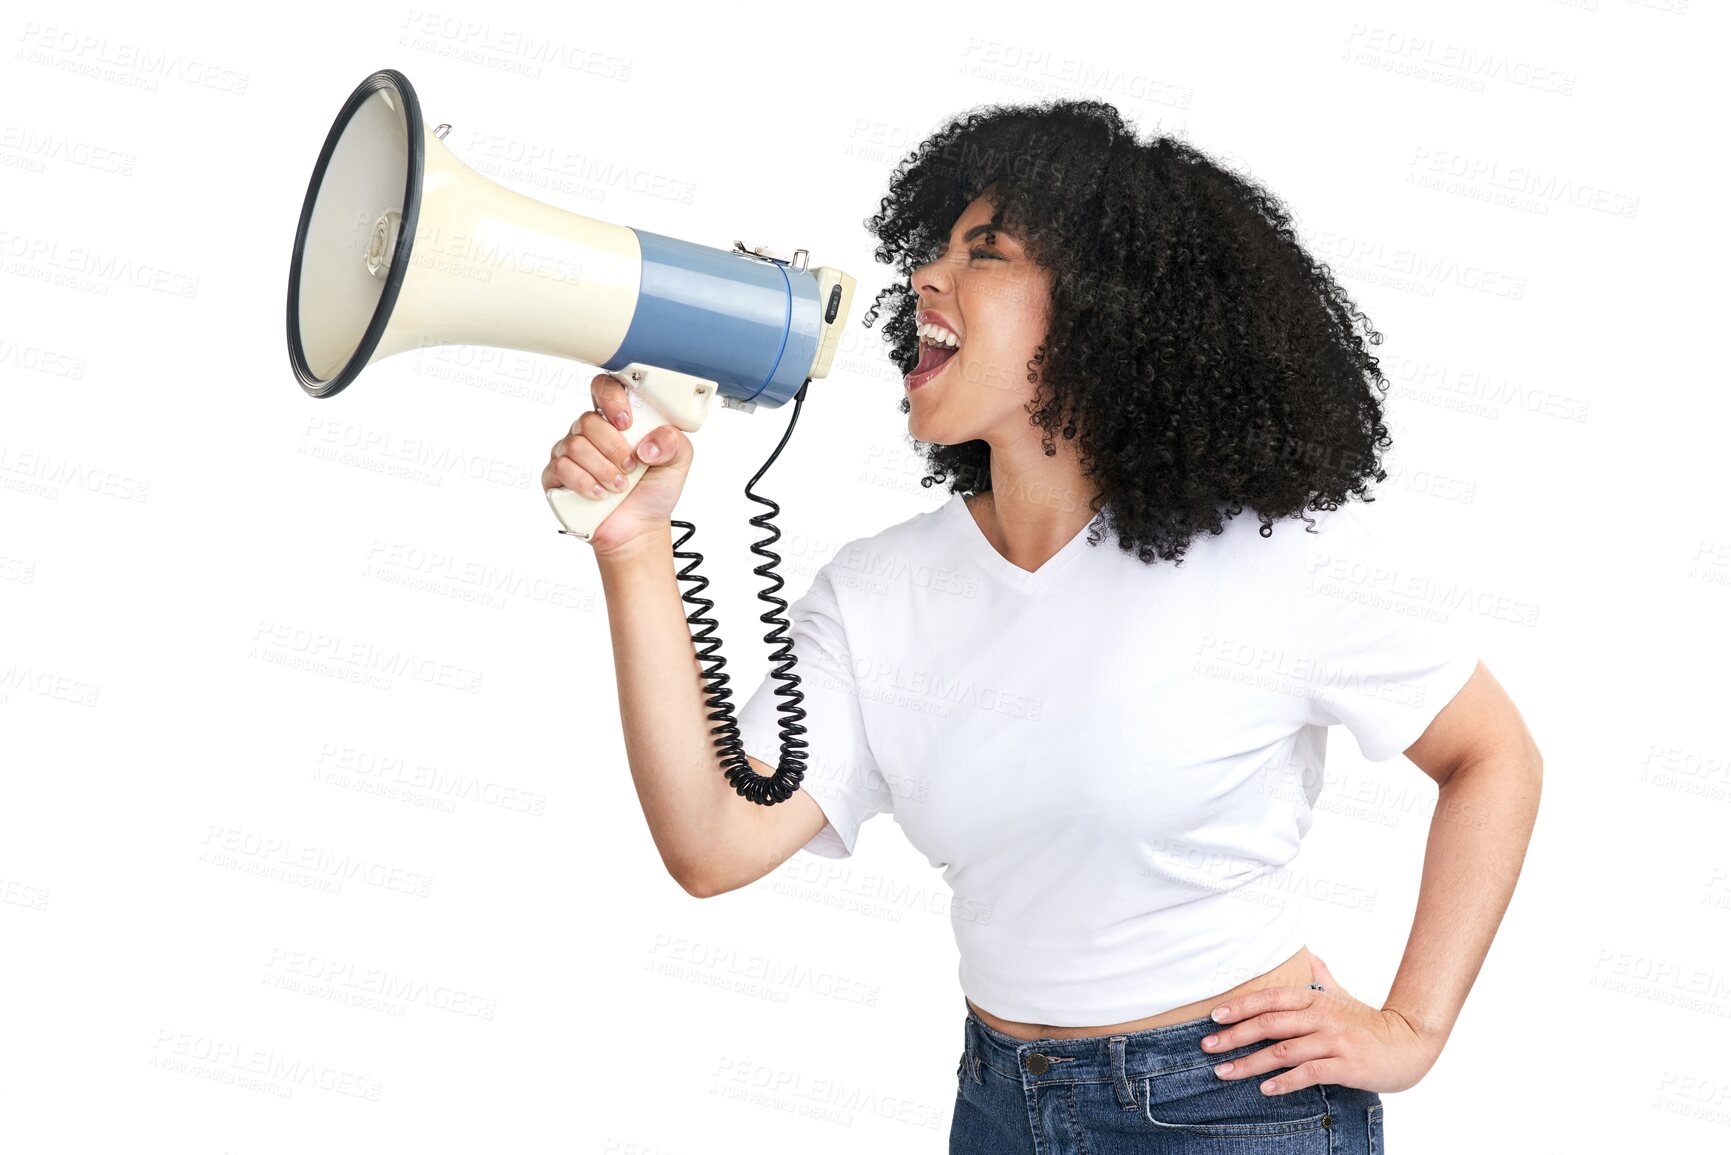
xmin=963 ymin=224 xmax=1011 ymax=242
xmin=931 ymin=224 xmax=1016 ymax=257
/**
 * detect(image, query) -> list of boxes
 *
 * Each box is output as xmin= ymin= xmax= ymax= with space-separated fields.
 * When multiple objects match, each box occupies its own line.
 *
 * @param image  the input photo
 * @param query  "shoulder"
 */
xmin=1272 ymin=502 xmax=1448 ymax=628
xmin=1284 ymin=502 xmax=1407 ymax=573
xmin=824 ymin=497 xmax=959 ymax=587
xmin=1218 ymin=502 xmax=1367 ymax=559
xmin=1158 ymin=505 xmax=1371 ymax=618
xmin=1165 ymin=503 xmax=1341 ymax=574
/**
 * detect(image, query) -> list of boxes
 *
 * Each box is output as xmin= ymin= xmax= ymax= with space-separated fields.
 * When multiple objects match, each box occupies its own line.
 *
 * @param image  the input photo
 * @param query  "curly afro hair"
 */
xmin=859 ymin=98 xmax=1395 ymax=566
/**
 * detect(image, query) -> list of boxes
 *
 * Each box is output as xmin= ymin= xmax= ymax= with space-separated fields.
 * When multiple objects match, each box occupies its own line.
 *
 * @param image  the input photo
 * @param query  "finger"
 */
xmin=591 ymin=372 xmax=632 ymax=431
xmin=634 ymin=426 xmax=686 ymax=468
xmin=1209 ymin=1031 xmax=1332 ymax=1083
xmin=561 ymin=409 xmax=604 ymax=443
xmin=549 ymin=453 xmax=607 ymax=499
xmin=575 ymin=408 xmax=638 ymax=472
xmin=1204 ymin=983 xmax=1310 ymax=1042
xmin=551 ymin=414 xmax=632 ymax=475
xmin=1254 ymin=1056 xmax=1346 ymax=1097
xmin=1207 ymin=1005 xmax=1327 ymax=1056
xmin=560 ymin=435 xmax=631 ymax=493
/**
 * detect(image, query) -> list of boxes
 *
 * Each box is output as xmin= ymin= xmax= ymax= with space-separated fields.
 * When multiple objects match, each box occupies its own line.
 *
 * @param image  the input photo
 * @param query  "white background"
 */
xmin=3 ymin=0 xmax=1726 ymax=1151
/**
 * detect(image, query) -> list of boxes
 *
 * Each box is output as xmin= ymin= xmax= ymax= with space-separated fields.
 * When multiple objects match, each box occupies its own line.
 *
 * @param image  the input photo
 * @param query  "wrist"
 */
xmin=1380 ymin=1001 xmax=1449 ymax=1058
xmin=593 ymin=528 xmax=673 ymax=568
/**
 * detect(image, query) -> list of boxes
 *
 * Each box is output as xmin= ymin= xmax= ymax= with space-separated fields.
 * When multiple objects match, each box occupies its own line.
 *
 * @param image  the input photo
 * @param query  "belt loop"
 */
xmin=1108 ymin=1035 xmax=1137 ymax=1109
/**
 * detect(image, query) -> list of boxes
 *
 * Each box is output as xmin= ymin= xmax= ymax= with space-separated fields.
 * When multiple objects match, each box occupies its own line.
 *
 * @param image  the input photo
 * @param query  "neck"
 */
xmin=970 ymin=436 xmax=1099 ymax=571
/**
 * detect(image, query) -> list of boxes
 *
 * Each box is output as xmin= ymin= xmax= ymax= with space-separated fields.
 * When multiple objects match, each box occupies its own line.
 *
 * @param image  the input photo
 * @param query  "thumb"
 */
xmin=634 ymin=427 xmax=691 ymax=470
xmin=1308 ymin=952 xmax=1340 ymax=992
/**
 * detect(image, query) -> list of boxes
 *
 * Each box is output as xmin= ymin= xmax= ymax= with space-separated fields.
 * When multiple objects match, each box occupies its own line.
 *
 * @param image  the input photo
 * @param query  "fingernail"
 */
xmin=639 ymin=442 xmax=658 ymax=461
xmin=589 ymin=485 xmax=605 ymax=498
xmin=621 ymin=454 xmax=636 ymax=470
xmin=611 ymin=473 xmax=626 ymax=490
xmin=613 ymin=411 xmax=629 ymax=429
xmin=1202 ymin=1035 xmax=1217 ymax=1048
xmin=1215 ymin=1062 xmax=1233 ymax=1075
xmin=1212 ymin=1007 xmax=1230 ymax=1021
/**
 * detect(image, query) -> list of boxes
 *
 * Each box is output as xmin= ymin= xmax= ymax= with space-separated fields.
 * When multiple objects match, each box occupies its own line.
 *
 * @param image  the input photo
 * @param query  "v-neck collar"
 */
xmin=948 ymin=493 xmax=1100 ymax=594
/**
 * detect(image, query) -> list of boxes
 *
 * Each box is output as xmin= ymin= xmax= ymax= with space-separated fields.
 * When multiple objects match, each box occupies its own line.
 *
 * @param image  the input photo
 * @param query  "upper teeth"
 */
xmin=918 ymin=322 xmax=960 ymax=349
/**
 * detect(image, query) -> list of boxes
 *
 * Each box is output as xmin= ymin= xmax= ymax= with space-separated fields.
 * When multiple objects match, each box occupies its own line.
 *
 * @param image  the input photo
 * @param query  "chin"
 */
xmin=904 ymin=403 xmax=940 ymax=443
xmin=910 ymin=424 xmax=964 ymax=449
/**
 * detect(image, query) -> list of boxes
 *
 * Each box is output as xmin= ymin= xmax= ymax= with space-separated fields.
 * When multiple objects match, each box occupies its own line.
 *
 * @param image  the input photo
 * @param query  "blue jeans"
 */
xmin=951 ymin=998 xmax=1385 ymax=1153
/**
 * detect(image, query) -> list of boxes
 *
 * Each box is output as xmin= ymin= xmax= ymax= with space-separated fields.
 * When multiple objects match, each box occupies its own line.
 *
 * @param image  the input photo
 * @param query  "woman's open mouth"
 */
xmin=906 ymin=339 xmax=959 ymax=391
xmin=907 ymin=346 xmax=962 ymax=391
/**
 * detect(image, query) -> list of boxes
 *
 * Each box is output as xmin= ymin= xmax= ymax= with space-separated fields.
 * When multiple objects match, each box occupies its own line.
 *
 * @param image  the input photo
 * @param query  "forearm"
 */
xmin=1381 ymin=753 xmax=1542 ymax=1051
xmin=595 ymin=529 xmax=744 ymax=890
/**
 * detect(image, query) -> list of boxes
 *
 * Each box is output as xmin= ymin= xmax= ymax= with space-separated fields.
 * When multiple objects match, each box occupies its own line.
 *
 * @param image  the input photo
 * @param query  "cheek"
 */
xmin=951 ymin=341 xmax=1010 ymax=398
xmin=966 ymin=315 xmax=1045 ymax=393
xmin=978 ymin=280 xmax=1048 ymax=350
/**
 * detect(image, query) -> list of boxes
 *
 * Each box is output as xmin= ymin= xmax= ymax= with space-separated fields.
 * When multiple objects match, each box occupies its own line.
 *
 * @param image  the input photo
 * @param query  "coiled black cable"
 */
xmin=669 ymin=378 xmax=811 ymax=806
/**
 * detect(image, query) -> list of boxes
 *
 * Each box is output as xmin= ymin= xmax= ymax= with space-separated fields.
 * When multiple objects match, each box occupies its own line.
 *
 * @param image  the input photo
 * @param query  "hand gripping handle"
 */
xmin=545 ymin=364 xmax=719 ymax=542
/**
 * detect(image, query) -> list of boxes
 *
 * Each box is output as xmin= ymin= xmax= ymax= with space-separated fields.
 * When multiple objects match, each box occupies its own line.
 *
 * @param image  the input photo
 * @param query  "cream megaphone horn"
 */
xmin=285 ymin=68 xmax=858 ymax=541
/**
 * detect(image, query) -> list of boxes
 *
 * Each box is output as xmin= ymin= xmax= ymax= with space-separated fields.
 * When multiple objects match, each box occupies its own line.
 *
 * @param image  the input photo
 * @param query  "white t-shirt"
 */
xmin=736 ymin=493 xmax=1478 ymax=1027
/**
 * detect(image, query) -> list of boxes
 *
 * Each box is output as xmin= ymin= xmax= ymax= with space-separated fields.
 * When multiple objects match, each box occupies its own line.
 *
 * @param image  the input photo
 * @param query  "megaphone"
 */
xmin=285 ymin=68 xmax=858 ymax=542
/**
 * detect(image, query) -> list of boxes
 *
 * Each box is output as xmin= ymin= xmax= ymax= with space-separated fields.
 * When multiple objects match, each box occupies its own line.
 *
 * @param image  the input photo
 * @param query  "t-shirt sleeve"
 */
xmin=734 ymin=564 xmax=892 ymax=858
xmin=1298 ymin=506 xmax=1479 ymax=763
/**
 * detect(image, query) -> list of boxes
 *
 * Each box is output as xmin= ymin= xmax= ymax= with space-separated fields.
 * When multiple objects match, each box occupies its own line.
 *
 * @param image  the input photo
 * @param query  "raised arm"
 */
xmin=545 ymin=373 xmax=828 ymax=896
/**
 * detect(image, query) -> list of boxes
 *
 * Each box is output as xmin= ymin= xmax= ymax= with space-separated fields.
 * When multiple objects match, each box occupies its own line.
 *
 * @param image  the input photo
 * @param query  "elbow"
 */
xmin=672 ymin=863 xmax=717 ymax=899
xmin=1521 ymin=733 xmax=1544 ymax=788
xmin=675 ymin=864 xmax=754 ymax=900
xmin=681 ymin=871 xmax=751 ymax=899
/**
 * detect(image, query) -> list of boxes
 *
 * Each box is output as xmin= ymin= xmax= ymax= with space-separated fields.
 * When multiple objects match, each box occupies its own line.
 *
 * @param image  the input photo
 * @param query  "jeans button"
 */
xmin=1024 ymin=1053 xmax=1049 ymax=1075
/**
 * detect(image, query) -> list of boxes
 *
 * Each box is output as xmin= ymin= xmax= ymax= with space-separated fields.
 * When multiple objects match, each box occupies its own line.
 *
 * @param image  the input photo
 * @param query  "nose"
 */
xmin=910 ymin=247 xmax=960 ymax=297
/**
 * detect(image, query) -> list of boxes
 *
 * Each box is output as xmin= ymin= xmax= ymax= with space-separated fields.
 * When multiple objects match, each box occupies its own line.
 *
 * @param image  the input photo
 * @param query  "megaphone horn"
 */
xmin=286 ymin=68 xmax=857 ymax=541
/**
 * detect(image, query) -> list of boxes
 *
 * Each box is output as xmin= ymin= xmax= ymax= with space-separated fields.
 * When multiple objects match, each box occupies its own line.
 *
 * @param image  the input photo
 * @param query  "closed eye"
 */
xmin=969 ymin=247 xmax=1003 ymax=261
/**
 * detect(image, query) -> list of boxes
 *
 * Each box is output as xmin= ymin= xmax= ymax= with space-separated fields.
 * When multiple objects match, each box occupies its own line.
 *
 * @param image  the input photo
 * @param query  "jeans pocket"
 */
xmin=1368 ymin=1100 xmax=1384 ymax=1154
xmin=1141 ymin=1058 xmax=1333 ymax=1149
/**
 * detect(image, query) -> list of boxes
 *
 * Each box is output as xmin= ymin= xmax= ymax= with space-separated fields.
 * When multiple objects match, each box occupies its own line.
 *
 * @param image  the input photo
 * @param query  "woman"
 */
xmin=543 ymin=99 xmax=1542 ymax=1153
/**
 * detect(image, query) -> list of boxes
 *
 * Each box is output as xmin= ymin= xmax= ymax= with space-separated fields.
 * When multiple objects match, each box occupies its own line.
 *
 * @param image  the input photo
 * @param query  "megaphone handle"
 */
xmin=545 ymin=376 xmax=668 ymax=541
